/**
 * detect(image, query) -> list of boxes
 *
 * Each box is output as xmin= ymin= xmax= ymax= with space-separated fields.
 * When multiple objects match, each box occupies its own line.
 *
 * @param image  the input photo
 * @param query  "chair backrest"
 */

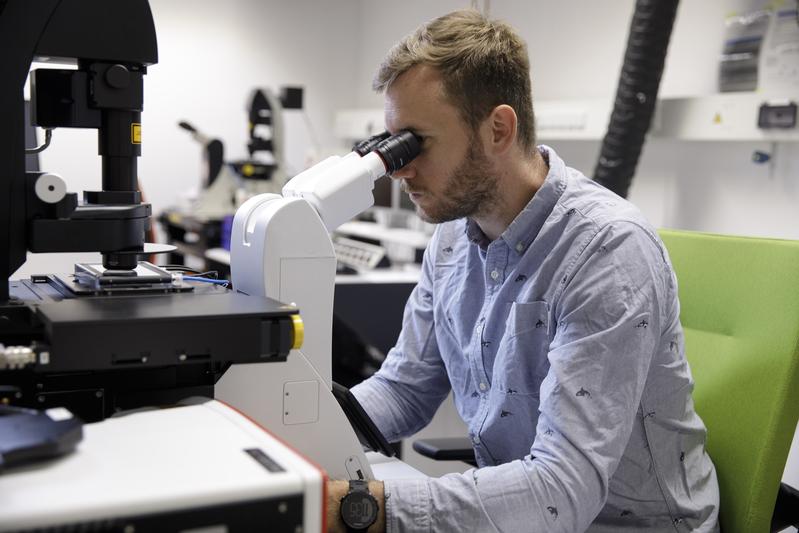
xmin=659 ymin=229 xmax=799 ymax=533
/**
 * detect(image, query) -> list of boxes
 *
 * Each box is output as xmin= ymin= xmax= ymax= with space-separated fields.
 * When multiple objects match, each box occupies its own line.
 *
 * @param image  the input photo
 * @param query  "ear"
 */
xmin=483 ymin=104 xmax=517 ymax=156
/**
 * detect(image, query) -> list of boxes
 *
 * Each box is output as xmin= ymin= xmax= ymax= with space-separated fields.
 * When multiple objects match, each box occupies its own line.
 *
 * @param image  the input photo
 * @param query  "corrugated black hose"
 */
xmin=593 ymin=0 xmax=680 ymax=198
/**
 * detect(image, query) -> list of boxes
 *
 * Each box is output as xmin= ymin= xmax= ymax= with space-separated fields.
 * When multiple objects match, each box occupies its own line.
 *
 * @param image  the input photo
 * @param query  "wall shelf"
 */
xmin=536 ymin=94 xmax=799 ymax=142
xmin=654 ymin=93 xmax=799 ymax=142
xmin=337 ymin=93 xmax=799 ymax=144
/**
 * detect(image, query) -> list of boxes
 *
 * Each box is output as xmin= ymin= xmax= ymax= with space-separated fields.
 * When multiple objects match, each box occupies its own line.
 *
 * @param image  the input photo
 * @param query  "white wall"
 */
xmin=354 ymin=0 xmax=757 ymax=100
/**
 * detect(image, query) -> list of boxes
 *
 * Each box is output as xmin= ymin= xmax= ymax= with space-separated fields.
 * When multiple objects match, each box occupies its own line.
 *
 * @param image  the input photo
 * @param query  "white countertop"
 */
xmin=205 ymin=248 xmax=421 ymax=285
xmin=337 ymin=221 xmax=430 ymax=249
xmin=367 ymin=451 xmax=426 ymax=480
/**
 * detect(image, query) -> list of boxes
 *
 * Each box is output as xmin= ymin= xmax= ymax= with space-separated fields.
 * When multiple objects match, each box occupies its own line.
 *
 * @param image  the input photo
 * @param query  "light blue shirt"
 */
xmin=352 ymin=146 xmax=719 ymax=532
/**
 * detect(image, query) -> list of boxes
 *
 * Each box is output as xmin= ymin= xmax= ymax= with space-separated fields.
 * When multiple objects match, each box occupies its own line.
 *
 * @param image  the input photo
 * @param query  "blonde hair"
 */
xmin=374 ymin=9 xmax=535 ymax=151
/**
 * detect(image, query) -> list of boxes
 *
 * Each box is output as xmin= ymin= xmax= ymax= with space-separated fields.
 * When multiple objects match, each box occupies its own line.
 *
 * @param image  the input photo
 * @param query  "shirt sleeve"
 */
xmin=381 ymin=222 xmax=669 ymax=533
xmin=351 ymin=232 xmax=452 ymax=443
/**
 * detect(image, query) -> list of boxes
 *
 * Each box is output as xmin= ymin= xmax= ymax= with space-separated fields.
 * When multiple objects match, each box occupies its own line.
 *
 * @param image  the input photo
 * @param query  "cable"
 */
xmin=0 ymin=345 xmax=36 ymax=369
xmin=182 ymin=276 xmax=229 ymax=287
xmin=25 ymin=128 xmax=53 ymax=155
xmin=161 ymin=265 xmax=221 ymax=278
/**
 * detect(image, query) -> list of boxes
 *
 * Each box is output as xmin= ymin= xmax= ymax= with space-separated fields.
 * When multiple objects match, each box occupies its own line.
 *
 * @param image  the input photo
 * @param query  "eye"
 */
xmin=405 ymin=130 xmax=425 ymax=144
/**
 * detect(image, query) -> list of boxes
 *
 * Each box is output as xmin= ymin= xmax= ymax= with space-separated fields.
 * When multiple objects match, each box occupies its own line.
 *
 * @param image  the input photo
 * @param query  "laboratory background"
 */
xmin=2 ymin=0 xmax=799 ymax=531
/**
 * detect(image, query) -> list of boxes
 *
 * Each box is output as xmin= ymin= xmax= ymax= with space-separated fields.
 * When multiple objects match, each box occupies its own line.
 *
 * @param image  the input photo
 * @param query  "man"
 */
xmin=327 ymin=9 xmax=719 ymax=533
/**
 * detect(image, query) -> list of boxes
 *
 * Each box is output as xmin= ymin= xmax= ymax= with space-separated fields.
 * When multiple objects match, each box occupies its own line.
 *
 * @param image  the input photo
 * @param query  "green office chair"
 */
xmin=659 ymin=229 xmax=799 ymax=532
xmin=415 ymin=229 xmax=799 ymax=531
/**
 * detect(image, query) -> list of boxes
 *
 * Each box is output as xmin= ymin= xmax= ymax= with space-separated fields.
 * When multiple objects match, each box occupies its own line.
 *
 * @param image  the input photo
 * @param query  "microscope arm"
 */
xmin=217 ymin=132 xmax=419 ymax=479
xmin=229 ymin=130 xmax=419 ymax=383
xmin=282 ymin=132 xmax=419 ymax=232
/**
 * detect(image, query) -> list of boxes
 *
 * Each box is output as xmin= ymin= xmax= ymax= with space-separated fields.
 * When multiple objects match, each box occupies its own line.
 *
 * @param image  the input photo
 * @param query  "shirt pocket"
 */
xmin=507 ymin=300 xmax=550 ymax=338
xmin=494 ymin=300 xmax=551 ymax=395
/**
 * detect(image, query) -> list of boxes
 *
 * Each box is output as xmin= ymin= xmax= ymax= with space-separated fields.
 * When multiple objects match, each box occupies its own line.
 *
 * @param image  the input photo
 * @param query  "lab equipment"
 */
xmin=0 ymin=4 xmax=324 ymax=530
xmin=332 ymin=381 xmax=395 ymax=458
xmin=719 ymin=0 xmax=799 ymax=93
xmin=0 ymin=0 xmax=301 ymax=422
xmin=217 ymin=129 xmax=420 ymax=479
xmin=1 ymin=3 xmax=420 ymax=530
xmin=0 ymin=405 xmax=83 ymax=471
xmin=176 ymin=87 xmax=300 ymax=219
xmin=333 ymin=235 xmax=388 ymax=273
xmin=0 ymin=399 xmax=325 ymax=532
xmin=160 ymin=87 xmax=302 ymax=266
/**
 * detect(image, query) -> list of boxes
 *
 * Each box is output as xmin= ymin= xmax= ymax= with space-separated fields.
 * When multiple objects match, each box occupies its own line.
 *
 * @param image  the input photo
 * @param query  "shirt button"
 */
xmin=472 ymin=435 xmax=480 ymax=445
xmin=479 ymin=382 xmax=487 ymax=391
xmin=490 ymin=270 xmax=499 ymax=280
xmin=516 ymin=243 xmax=524 ymax=252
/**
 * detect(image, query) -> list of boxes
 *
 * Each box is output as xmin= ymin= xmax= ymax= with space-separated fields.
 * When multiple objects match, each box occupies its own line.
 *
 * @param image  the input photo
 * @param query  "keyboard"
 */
xmin=333 ymin=236 xmax=386 ymax=272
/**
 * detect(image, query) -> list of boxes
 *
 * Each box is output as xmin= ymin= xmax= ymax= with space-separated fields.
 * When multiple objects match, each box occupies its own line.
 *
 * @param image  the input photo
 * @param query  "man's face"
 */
xmin=384 ymin=65 xmax=498 ymax=223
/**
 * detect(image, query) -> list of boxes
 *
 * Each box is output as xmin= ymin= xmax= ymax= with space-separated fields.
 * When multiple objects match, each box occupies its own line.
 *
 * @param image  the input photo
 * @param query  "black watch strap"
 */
xmin=349 ymin=479 xmax=369 ymax=494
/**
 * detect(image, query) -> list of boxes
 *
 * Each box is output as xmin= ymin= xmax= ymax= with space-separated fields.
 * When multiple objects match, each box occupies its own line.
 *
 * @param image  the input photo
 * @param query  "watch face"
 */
xmin=341 ymin=492 xmax=378 ymax=530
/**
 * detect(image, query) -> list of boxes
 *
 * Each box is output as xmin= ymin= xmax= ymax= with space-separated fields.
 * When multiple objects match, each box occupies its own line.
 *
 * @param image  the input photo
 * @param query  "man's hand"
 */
xmin=326 ymin=480 xmax=386 ymax=533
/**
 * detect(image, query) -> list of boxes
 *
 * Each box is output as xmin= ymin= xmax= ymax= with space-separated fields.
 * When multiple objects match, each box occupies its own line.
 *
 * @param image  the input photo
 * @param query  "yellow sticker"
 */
xmin=131 ymin=123 xmax=142 ymax=144
xmin=242 ymin=163 xmax=254 ymax=176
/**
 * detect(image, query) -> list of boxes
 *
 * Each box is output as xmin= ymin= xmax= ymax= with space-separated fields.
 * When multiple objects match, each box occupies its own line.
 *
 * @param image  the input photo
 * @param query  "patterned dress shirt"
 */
xmin=352 ymin=146 xmax=719 ymax=532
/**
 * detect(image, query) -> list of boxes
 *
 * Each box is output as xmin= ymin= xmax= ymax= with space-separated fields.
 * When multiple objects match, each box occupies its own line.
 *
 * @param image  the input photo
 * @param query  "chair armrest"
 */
xmin=771 ymin=482 xmax=799 ymax=532
xmin=412 ymin=437 xmax=477 ymax=467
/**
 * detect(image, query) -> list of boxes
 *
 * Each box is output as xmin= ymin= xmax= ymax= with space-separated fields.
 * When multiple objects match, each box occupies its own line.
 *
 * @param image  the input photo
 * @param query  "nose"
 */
xmin=390 ymin=162 xmax=416 ymax=181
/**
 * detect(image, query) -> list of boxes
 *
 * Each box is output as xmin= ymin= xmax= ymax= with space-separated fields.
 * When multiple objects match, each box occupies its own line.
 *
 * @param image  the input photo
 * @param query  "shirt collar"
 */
xmin=465 ymin=145 xmax=568 ymax=255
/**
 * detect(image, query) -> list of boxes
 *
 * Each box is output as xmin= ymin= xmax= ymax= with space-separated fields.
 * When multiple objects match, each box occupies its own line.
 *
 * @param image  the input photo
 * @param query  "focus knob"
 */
xmin=34 ymin=173 xmax=67 ymax=204
xmin=105 ymin=64 xmax=130 ymax=89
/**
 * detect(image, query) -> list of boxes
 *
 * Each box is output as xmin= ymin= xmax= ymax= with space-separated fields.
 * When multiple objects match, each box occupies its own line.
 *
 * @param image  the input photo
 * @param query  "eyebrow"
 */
xmin=384 ymin=109 xmax=433 ymax=136
xmin=389 ymin=124 xmax=431 ymax=137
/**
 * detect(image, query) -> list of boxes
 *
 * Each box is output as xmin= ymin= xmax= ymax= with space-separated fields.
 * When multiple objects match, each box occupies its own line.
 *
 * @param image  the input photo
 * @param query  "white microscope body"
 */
xmin=215 ymin=132 xmax=419 ymax=480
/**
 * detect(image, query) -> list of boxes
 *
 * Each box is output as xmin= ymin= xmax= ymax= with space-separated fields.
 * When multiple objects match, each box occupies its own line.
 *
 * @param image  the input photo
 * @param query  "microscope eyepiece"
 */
xmin=352 ymin=131 xmax=391 ymax=156
xmin=374 ymin=130 xmax=421 ymax=173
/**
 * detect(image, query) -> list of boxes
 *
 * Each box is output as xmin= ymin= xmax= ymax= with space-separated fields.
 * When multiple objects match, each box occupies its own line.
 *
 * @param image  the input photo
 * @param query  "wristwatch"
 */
xmin=339 ymin=479 xmax=379 ymax=532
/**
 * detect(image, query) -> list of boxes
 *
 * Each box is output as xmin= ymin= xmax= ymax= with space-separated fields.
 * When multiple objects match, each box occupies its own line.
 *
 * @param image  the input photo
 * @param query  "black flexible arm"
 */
xmin=593 ymin=0 xmax=680 ymax=198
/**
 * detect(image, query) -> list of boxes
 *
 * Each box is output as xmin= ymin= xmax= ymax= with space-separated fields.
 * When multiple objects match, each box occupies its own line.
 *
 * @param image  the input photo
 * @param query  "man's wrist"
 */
xmin=326 ymin=480 xmax=386 ymax=533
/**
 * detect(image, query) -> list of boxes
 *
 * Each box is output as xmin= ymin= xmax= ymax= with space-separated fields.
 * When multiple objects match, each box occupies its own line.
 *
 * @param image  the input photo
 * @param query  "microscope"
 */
xmin=0 ymin=0 xmax=299 ymax=425
xmin=217 ymin=129 xmax=420 ymax=481
xmin=0 ymin=2 xmax=420 ymax=530
xmin=164 ymin=87 xmax=301 ymax=256
xmin=0 ymin=2 xmax=305 ymax=530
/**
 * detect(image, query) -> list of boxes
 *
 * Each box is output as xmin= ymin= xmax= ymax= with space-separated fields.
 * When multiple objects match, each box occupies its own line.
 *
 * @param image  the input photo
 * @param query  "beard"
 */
xmin=403 ymin=140 xmax=498 ymax=224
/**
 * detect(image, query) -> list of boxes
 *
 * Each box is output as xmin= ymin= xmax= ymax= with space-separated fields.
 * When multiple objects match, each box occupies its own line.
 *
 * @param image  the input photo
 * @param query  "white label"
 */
xmin=45 ymin=407 xmax=74 ymax=421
